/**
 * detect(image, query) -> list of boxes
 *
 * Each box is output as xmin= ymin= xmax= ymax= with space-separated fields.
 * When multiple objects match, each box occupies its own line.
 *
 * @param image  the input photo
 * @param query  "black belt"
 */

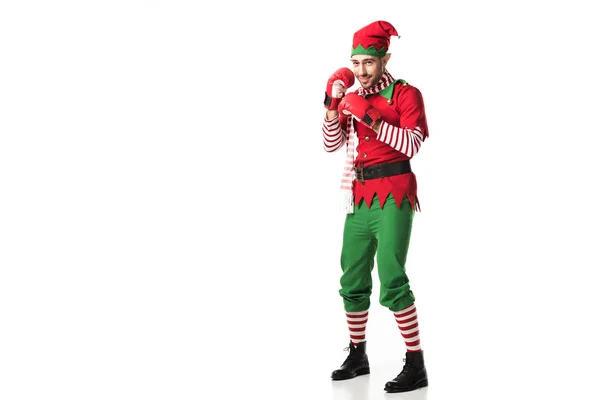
xmin=354 ymin=160 xmax=412 ymax=184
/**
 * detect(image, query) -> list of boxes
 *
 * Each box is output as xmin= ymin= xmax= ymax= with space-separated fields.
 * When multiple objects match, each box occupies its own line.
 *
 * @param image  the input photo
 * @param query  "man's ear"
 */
xmin=383 ymin=53 xmax=391 ymax=66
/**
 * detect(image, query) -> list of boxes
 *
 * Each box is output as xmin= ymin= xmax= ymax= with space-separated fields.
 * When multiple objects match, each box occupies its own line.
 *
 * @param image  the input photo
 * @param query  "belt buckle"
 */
xmin=355 ymin=163 xmax=365 ymax=184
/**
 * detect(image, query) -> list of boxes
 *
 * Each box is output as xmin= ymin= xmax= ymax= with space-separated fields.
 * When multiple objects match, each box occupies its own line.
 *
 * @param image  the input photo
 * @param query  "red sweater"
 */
xmin=323 ymin=81 xmax=429 ymax=210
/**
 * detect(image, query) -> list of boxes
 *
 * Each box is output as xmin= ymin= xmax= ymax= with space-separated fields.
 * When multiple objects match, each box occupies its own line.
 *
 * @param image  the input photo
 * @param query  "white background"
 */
xmin=1 ymin=1 xmax=599 ymax=399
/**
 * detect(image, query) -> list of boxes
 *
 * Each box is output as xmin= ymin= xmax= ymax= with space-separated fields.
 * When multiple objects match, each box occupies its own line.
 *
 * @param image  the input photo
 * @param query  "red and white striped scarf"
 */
xmin=341 ymin=71 xmax=395 ymax=214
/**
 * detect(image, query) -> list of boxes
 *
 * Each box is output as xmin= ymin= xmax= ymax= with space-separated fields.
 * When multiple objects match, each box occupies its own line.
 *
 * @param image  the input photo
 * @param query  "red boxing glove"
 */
xmin=338 ymin=93 xmax=381 ymax=129
xmin=324 ymin=68 xmax=355 ymax=110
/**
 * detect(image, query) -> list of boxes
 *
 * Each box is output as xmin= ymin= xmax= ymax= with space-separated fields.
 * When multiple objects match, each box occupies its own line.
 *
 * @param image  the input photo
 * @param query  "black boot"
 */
xmin=331 ymin=341 xmax=370 ymax=380
xmin=384 ymin=351 xmax=428 ymax=392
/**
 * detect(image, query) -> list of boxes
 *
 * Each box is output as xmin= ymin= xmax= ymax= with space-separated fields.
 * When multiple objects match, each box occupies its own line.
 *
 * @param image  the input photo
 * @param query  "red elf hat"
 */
xmin=351 ymin=20 xmax=399 ymax=57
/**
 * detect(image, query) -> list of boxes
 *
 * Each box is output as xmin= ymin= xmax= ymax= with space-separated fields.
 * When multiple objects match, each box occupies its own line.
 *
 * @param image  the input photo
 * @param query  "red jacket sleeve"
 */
xmin=396 ymin=85 xmax=429 ymax=138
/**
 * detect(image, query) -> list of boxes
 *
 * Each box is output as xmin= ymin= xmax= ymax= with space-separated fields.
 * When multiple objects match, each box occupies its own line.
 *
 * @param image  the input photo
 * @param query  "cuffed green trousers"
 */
xmin=339 ymin=194 xmax=416 ymax=313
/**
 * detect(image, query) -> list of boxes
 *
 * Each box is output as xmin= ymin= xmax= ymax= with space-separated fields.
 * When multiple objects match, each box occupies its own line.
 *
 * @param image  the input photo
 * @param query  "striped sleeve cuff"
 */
xmin=377 ymin=121 xmax=425 ymax=158
xmin=323 ymin=115 xmax=345 ymax=152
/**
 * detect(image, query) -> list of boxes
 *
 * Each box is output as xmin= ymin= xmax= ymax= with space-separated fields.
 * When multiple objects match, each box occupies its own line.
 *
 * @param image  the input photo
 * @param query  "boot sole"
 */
xmin=331 ymin=367 xmax=371 ymax=381
xmin=384 ymin=378 xmax=428 ymax=392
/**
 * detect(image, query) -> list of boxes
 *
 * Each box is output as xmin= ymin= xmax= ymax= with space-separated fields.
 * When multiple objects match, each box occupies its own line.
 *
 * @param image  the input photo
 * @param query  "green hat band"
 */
xmin=351 ymin=44 xmax=387 ymax=57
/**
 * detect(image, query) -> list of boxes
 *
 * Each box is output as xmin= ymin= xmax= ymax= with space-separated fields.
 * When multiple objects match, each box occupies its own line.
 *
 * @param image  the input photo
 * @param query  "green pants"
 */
xmin=339 ymin=194 xmax=415 ymax=313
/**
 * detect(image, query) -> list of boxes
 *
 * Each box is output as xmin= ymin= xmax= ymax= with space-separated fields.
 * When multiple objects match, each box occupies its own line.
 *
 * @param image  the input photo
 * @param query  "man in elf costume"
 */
xmin=322 ymin=20 xmax=429 ymax=393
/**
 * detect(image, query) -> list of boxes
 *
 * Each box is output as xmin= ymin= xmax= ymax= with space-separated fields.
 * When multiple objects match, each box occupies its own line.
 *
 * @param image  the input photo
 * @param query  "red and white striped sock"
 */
xmin=346 ymin=311 xmax=368 ymax=346
xmin=394 ymin=303 xmax=422 ymax=352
